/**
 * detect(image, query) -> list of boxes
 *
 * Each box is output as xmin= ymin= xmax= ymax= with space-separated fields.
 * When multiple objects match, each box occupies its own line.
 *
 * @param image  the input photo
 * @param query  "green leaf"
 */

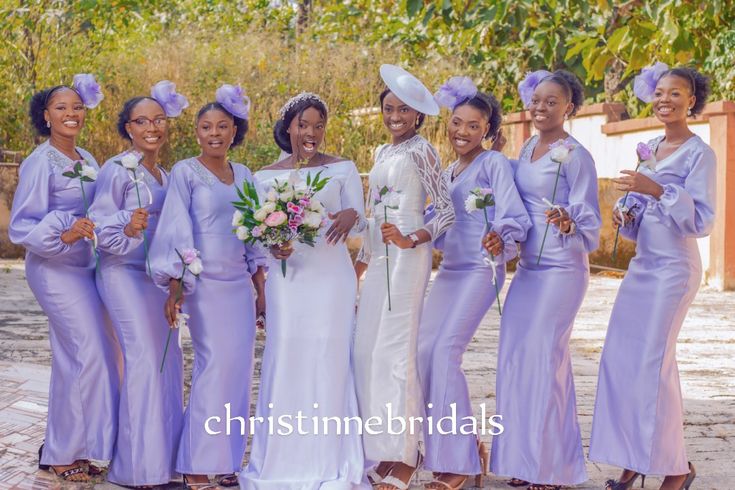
xmin=606 ymin=25 xmax=630 ymax=53
xmin=565 ymin=36 xmax=598 ymax=61
xmin=406 ymin=0 xmax=422 ymax=18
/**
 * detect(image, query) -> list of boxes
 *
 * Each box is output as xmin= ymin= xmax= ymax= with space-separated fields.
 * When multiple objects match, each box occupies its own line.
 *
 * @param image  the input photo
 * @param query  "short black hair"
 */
xmin=454 ymin=91 xmax=503 ymax=140
xmin=29 ymin=85 xmax=71 ymax=136
xmin=196 ymin=102 xmax=248 ymax=147
xmin=660 ymin=67 xmax=711 ymax=116
xmin=380 ymin=87 xmax=426 ymax=129
xmin=273 ymin=95 xmax=328 ymax=153
xmin=116 ymin=96 xmax=166 ymax=141
xmin=539 ymin=70 xmax=584 ymax=116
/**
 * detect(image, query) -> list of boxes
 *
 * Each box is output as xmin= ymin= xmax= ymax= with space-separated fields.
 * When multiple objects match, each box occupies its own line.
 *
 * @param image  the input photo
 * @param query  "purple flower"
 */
xmin=434 ymin=76 xmax=478 ymax=109
xmin=215 ymin=84 xmax=250 ymax=120
xmin=72 ymin=73 xmax=104 ymax=109
xmin=633 ymin=62 xmax=669 ymax=103
xmin=287 ymin=202 xmax=304 ymax=215
xmin=151 ymin=80 xmax=189 ymax=117
xmin=517 ymin=70 xmax=552 ymax=108
xmin=479 ymin=187 xmax=493 ymax=196
xmin=636 ymin=142 xmax=653 ymax=162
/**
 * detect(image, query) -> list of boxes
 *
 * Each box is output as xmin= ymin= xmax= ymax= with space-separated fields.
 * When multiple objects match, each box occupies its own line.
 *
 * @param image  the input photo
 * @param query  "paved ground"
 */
xmin=0 ymin=259 xmax=733 ymax=489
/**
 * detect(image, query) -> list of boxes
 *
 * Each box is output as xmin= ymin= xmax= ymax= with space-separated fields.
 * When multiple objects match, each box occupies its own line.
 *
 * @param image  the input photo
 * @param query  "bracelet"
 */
xmin=560 ymin=220 xmax=577 ymax=236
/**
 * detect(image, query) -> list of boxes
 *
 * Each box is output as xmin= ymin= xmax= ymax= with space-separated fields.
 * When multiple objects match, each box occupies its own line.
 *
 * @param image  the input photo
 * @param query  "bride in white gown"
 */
xmin=239 ymin=93 xmax=368 ymax=490
xmin=353 ymin=65 xmax=454 ymax=490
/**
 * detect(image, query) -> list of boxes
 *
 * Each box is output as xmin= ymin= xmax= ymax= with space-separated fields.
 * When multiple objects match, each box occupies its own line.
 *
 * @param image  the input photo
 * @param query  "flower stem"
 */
xmin=281 ymin=258 xmax=287 ymax=278
xmin=483 ymin=208 xmax=502 ymax=316
xmin=160 ymin=271 xmax=185 ymax=373
xmin=132 ymin=171 xmax=152 ymax=276
xmin=536 ymin=162 xmax=562 ymax=265
xmin=611 ymin=163 xmax=641 ymax=263
xmin=80 ymin=179 xmax=100 ymax=273
xmin=384 ymin=206 xmax=391 ymax=311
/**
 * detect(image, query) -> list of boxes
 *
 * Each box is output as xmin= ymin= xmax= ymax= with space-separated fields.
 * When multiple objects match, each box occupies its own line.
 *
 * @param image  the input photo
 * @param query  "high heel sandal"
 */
xmin=38 ymin=443 xmax=50 ymax=471
xmin=424 ymin=475 xmax=467 ymax=490
xmin=181 ymin=475 xmax=217 ymax=490
xmin=507 ymin=478 xmax=530 ymax=487
xmin=475 ymin=439 xmax=489 ymax=488
xmin=678 ymin=462 xmax=696 ymax=490
xmin=380 ymin=454 xmax=422 ymax=490
xmin=38 ymin=443 xmax=90 ymax=482
xmin=605 ymin=470 xmax=646 ymax=489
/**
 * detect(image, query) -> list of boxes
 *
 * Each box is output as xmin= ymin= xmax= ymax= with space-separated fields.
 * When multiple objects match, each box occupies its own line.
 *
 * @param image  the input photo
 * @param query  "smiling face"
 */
xmin=382 ymin=91 xmax=419 ymax=140
xmin=126 ymin=98 xmax=168 ymax=154
xmin=653 ymin=74 xmax=696 ymax=124
xmin=528 ymin=80 xmax=573 ymax=132
xmin=195 ymin=108 xmax=237 ymax=158
xmin=45 ymin=88 xmax=85 ymax=138
xmin=288 ymin=106 xmax=326 ymax=161
xmin=448 ymin=104 xmax=488 ymax=157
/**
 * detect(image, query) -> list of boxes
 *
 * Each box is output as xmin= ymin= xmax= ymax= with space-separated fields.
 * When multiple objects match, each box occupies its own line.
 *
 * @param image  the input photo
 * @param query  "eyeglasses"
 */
xmin=129 ymin=117 xmax=167 ymax=128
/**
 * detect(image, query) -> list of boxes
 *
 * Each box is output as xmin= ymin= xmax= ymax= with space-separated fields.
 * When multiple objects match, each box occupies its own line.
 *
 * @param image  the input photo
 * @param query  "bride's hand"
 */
xmin=270 ymin=243 xmax=293 ymax=260
xmin=326 ymin=209 xmax=358 ymax=244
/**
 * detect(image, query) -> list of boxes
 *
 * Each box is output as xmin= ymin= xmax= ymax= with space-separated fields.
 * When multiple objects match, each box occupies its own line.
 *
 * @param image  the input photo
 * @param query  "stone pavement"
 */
xmin=0 ymin=260 xmax=733 ymax=489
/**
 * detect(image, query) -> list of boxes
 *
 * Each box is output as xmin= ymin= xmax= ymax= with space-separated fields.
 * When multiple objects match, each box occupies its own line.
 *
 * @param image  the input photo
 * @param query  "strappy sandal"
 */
xmin=81 ymin=459 xmax=104 ymax=476
xmin=51 ymin=465 xmax=91 ymax=482
xmin=367 ymin=468 xmax=384 ymax=486
xmin=379 ymin=465 xmax=419 ymax=490
xmin=527 ymin=485 xmax=561 ymax=490
xmin=508 ymin=478 xmax=530 ymax=487
xmin=424 ymin=474 xmax=468 ymax=489
xmin=216 ymin=473 xmax=239 ymax=487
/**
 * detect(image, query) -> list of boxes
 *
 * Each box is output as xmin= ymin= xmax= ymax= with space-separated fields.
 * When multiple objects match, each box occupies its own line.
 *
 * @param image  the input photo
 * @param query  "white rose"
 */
xmin=266 ymin=188 xmax=278 ymax=202
xmin=254 ymin=202 xmax=276 ymax=221
xmin=279 ymin=189 xmax=294 ymax=201
xmin=236 ymin=226 xmax=250 ymax=241
xmin=309 ymin=199 xmax=324 ymax=213
xmin=303 ymin=211 xmax=323 ymax=228
xmin=549 ymin=144 xmax=572 ymax=164
xmin=383 ymin=192 xmax=401 ymax=208
xmin=232 ymin=210 xmax=244 ymax=227
xmin=464 ymin=195 xmax=478 ymax=213
xmin=187 ymin=257 xmax=203 ymax=276
xmin=80 ymin=165 xmax=98 ymax=180
xmin=120 ymin=153 xmax=140 ymax=169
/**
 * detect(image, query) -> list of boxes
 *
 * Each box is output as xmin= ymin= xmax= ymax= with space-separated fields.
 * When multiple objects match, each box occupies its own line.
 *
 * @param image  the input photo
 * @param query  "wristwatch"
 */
xmin=408 ymin=233 xmax=420 ymax=248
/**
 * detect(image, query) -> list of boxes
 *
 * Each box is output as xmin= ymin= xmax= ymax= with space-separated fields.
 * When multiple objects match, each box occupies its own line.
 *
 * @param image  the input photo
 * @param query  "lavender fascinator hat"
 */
xmin=380 ymin=64 xmax=439 ymax=116
xmin=434 ymin=76 xmax=478 ymax=109
xmin=633 ymin=62 xmax=670 ymax=103
xmin=215 ymin=84 xmax=251 ymax=120
xmin=151 ymin=80 xmax=189 ymax=117
xmin=72 ymin=74 xmax=104 ymax=109
xmin=517 ymin=70 xmax=552 ymax=107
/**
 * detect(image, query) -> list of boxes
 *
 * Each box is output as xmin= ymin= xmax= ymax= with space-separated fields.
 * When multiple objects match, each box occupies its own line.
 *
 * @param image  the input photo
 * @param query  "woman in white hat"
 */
xmin=354 ymin=64 xmax=454 ymax=490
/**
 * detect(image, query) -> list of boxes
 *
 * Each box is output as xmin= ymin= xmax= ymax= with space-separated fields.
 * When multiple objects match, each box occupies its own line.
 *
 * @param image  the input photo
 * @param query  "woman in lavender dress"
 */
xmin=590 ymin=66 xmax=715 ymax=490
xmin=9 ymin=77 xmax=119 ymax=482
xmin=89 ymin=81 xmax=188 ymax=487
xmin=418 ymin=78 xmax=530 ymax=490
xmin=485 ymin=70 xmax=601 ymax=490
xmin=240 ymin=93 xmax=367 ymax=490
xmin=150 ymin=86 xmax=266 ymax=489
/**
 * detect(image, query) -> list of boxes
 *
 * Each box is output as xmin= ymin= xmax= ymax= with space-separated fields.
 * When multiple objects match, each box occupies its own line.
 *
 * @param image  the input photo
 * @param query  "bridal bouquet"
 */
xmin=232 ymin=170 xmax=330 ymax=277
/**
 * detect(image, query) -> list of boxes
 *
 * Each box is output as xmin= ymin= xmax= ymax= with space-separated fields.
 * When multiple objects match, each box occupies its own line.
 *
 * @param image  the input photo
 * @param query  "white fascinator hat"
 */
xmin=379 ymin=64 xmax=439 ymax=116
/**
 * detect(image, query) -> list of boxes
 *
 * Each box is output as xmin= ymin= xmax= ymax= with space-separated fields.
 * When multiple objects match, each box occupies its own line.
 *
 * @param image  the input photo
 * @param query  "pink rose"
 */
xmin=180 ymin=248 xmax=198 ymax=265
xmin=264 ymin=211 xmax=287 ymax=227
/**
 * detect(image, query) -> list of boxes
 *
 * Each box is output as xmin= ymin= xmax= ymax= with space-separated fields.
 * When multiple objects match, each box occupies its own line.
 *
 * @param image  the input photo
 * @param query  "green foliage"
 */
xmin=0 ymin=0 xmax=733 ymax=166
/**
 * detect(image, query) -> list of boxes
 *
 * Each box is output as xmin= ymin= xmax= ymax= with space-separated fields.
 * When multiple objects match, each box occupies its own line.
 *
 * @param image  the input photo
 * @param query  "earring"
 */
xmin=46 ymin=121 xmax=50 ymax=128
xmin=127 ymin=133 xmax=133 ymax=139
xmin=687 ymin=107 xmax=692 ymax=116
xmin=564 ymin=113 xmax=569 ymax=120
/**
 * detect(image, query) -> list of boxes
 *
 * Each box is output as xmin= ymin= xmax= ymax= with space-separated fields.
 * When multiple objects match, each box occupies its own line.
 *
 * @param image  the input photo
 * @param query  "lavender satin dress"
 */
xmin=8 ymin=140 xmax=120 ymax=465
xmin=490 ymin=135 xmax=601 ymax=485
xmin=89 ymin=152 xmax=183 ymax=485
xmin=589 ymin=135 xmax=716 ymax=476
xmin=418 ymin=150 xmax=531 ymax=475
xmin=150 ymin=158 xmax=266 ymax=475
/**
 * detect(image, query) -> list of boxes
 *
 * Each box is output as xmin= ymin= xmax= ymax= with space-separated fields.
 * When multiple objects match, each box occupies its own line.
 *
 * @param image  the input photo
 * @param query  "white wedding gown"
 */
xmin=239 ymin=161 xmax=369 ymax=489
xmin=354 ymin=135 xmax=454 ymax=466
